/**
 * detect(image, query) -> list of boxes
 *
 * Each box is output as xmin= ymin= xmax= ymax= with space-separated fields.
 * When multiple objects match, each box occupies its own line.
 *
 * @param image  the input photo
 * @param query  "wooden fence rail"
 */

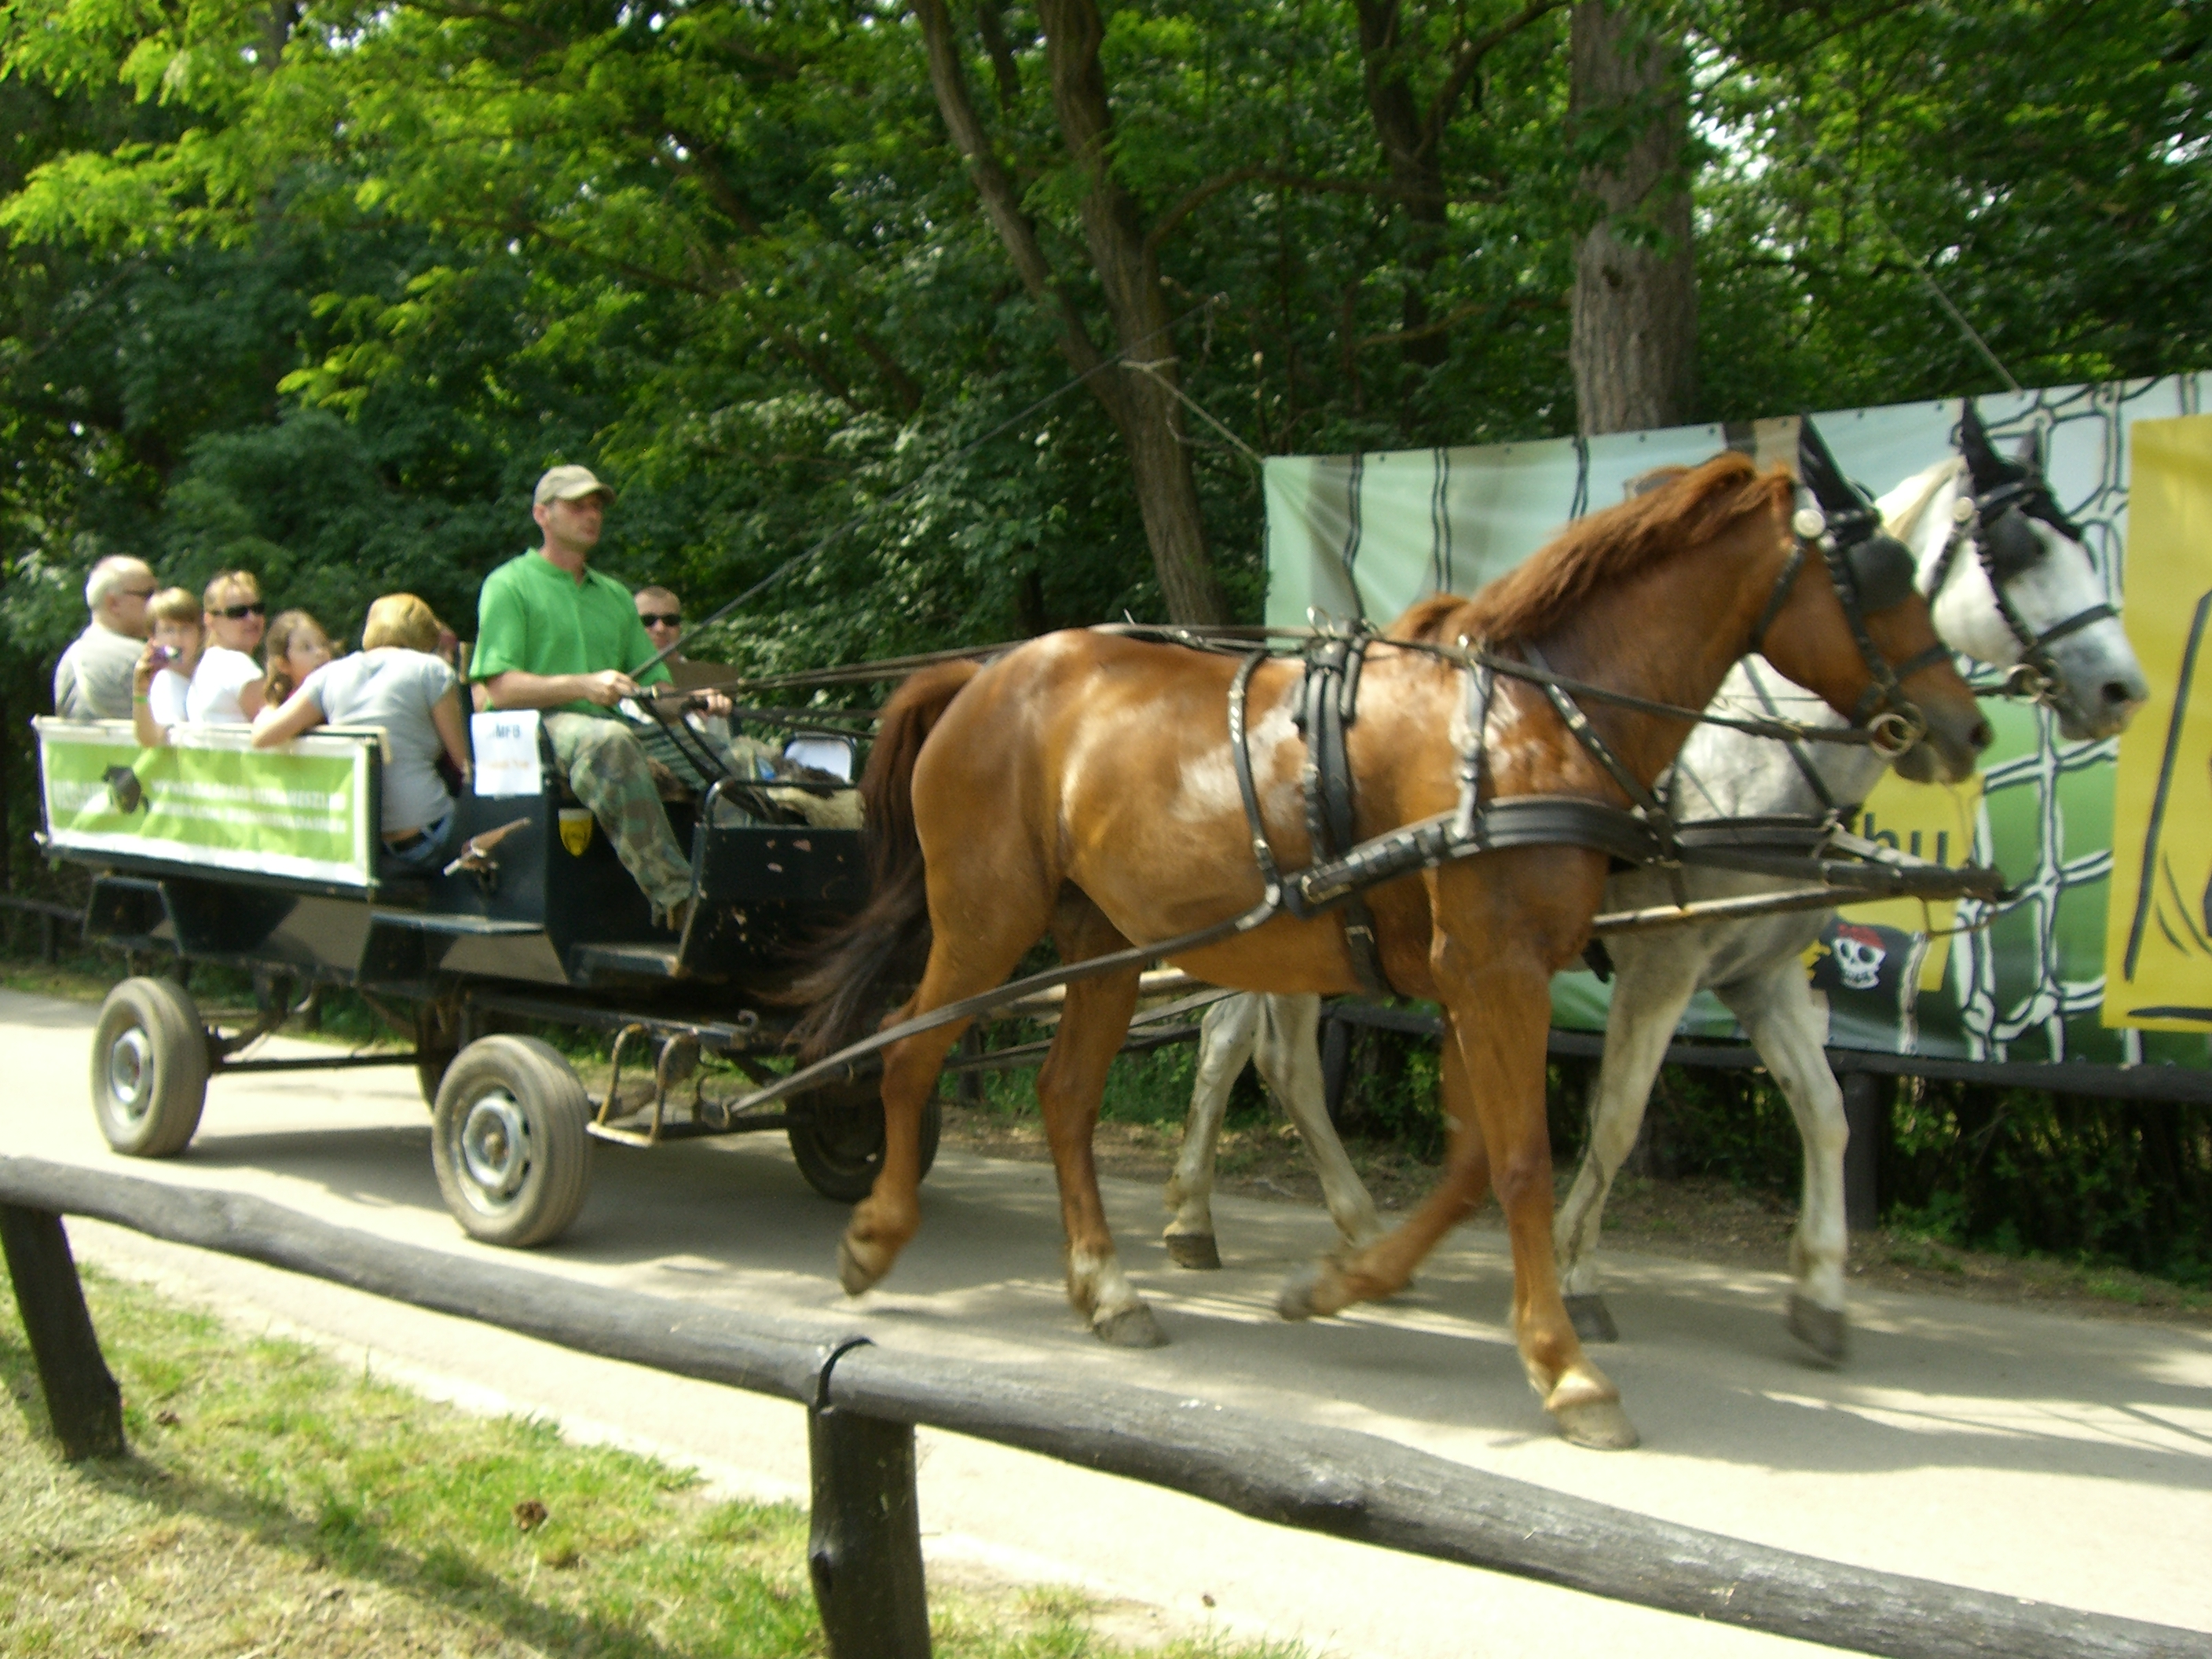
xmin=0 ymin=1155 xmax=2200 ymax=1659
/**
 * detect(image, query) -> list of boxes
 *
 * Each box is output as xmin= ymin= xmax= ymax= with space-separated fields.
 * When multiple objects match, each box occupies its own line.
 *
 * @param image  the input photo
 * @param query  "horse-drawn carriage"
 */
xmin=32 ymin=709 xmax=936 ymax=1247
xmin=37 ymin=408 xmax=2131 ymax=1449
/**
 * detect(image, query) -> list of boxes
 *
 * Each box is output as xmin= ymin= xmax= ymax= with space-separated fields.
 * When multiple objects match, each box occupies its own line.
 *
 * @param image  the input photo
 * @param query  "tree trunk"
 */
xmin=915 ymin=0 xmax=1229 ymax=625
xmin=1569 ymin=0 xmax=1696 ymax=436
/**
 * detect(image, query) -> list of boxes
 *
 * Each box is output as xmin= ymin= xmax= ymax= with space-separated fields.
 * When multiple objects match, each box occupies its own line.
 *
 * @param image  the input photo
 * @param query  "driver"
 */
xmin=471 ymin=466 xmax=766 ymax=929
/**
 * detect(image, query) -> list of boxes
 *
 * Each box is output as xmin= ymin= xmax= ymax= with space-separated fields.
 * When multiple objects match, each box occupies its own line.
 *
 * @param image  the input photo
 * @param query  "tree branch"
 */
xmin=912 ymin=0 xmax=1108 ymax=388
xmin=1145 ymin=167 xmax=1502 ymax=258
xmin=1423 ymin=0 xmax=1569 ymax=156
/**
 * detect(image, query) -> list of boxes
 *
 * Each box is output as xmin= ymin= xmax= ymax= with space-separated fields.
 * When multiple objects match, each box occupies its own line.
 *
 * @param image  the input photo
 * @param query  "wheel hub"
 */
xmin=107 ymin=1027 xmax=152 ymax=1122
xmin=460 ymin=1090 xmax=531 ymax=1201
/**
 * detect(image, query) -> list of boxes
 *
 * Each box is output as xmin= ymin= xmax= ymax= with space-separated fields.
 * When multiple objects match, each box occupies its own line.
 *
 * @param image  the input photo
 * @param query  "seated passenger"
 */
xmin=473 ymin=467 xmax=774 ymax=928
xmin=252 ymin=595 xmax=472 ymax=870
xmin=54 ymin=555 xmax=156 ymax=720
xmin=260 ymin=610 xmax=335 ymax=709
xmin=130 ymin=588 xmax=210 ymax=748
xmin=188 ymin=569 xmax=268 ymax=723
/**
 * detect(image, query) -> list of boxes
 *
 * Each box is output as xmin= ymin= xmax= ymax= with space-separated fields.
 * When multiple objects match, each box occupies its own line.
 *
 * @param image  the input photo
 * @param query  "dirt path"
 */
xmin=938 ymin=1102 xmax=2212 ymax=1328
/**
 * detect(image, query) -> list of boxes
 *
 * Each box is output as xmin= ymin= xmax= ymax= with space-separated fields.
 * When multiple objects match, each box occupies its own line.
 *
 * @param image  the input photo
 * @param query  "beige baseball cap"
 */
xmin=533 ymin=464 xmax=615 ymax=507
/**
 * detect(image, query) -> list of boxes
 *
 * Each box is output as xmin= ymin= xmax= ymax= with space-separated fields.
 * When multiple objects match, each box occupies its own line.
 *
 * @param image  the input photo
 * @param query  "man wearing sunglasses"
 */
xmin=53 ymin=555 xmax=158 ymax=720
xmin=187 ymin=570 xmax=269 ymax=723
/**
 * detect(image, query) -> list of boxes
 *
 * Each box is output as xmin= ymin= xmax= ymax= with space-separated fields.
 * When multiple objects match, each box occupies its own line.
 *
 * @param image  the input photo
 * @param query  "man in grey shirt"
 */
xmin=53 ymin=556 xmax=157 ymax=719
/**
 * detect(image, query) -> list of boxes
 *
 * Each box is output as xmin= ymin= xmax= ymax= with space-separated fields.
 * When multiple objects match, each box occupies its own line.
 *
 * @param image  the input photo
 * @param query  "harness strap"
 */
xmin=1295 ymin=635 xmax=1388 ymax=995
xmin=1226 ymin=651 xmax=1284 ymax=903
xmin=1740 ymin=658 xmax=1844 ymax=819
xmin=1519 ymin=643 xmax=1679 ymax=872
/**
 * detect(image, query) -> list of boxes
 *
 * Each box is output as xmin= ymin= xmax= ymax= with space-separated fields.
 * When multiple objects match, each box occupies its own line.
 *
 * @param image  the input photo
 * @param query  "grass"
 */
xmin=0 ymin=1258 xmax=1298 ymax=1659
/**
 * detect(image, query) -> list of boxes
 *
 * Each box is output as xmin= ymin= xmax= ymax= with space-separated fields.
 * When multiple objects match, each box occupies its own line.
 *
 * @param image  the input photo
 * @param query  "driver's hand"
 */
xmin=581 ymin=669 xmax=637 ymax=707
xmin=694 ymin=690 xmax=733 ymax=719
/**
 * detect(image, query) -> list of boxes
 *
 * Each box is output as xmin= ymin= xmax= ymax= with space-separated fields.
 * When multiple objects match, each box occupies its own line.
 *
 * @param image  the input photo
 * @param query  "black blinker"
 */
xmin=1797 ymin=416 xmax=1865 ymax=515
xmin=1983 ymin=507 xmax=2046 ymax=580
xmin=1848 ymin=531 xmax=1921 ymax=613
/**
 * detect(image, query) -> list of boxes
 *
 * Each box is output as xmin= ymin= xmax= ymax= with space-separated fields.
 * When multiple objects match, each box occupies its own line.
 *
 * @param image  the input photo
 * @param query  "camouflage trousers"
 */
xmin=542 ymin=712 xmax=785 ymax=920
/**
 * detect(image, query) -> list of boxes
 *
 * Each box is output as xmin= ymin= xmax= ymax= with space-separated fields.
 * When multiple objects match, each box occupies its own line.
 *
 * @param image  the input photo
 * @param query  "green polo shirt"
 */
xmin=471 ymin=551 xmax=671 ymax=716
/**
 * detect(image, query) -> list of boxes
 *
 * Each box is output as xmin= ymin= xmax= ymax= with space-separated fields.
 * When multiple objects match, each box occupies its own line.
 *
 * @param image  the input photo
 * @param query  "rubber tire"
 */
xmin=431 ymin=1035 xmax=592 ymax=1247
xmin=90 ymin=976 xmax=211 ymax=1158
xmin=786 ymin=1079 xmax=942 ymax=1203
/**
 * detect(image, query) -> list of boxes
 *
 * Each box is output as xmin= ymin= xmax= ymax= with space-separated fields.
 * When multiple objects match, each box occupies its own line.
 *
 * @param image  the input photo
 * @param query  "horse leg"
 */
xmin=1280 ymin=954 xmax=1635 ymax=1449
xmin=1035 ymin=914 xmax=1157 ymax=1346
xmin=1253 ymin=994 xmax=1383 ymax=1253
xmin=840 ymin=905 xmax=1054 ymax=1297
xmin=1553 ymin=943 xmax=1702 ymax=1343
xmin=1162 ymin=992 xmax=1259 ymax=1269
xmin=1716 ymin=968 xmax=1851 ymax=1363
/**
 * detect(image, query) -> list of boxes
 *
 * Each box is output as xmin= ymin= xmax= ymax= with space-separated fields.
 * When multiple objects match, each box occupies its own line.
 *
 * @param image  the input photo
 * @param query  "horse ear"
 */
xmin=1796 ymin=416 xmax=1862 ymax=513
xmin=1958 ymin=401 xmax=2010 ymax=490
xmin=2012 ymin=427 xmax=2043 ymax=473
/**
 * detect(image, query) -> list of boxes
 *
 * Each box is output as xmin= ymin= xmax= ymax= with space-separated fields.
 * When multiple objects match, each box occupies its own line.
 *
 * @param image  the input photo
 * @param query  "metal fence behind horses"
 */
xmin=0 ymin=1157 xmax=2198 ymax=1659
xmin=0 ymin=892 xmax=85 ymax=965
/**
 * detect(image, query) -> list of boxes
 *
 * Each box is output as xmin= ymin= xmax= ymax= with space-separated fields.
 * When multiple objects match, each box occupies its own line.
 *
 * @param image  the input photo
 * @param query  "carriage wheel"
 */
xmin=786 ymin=1077 xmax=941 ymax=1203
xmin=431 ymin=1036 xmax=592 ymax=1247
xmin=90 ymin=976 xmax=211 ymax=1158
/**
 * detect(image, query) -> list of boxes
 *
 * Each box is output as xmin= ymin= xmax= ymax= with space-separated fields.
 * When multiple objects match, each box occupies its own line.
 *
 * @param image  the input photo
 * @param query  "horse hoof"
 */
xmin=1553 ymin=1397 xmax=1640 ymax=1451
xmin=1164 ymin=1232 xmax=1222 ymax=1270
xmin=837 ymin=1236 xmax=884 ymax=1298
xmin=1786 ymin=1294 xmax=1848 ymax=1364
xmin=1565 ymin=1293 xmax=1620 ymax=1344
xmin=1094 ymin=1303 xmax=1167 ymax=1348
xmin=1276 ymin=1259 xmax=1351 ymax=1320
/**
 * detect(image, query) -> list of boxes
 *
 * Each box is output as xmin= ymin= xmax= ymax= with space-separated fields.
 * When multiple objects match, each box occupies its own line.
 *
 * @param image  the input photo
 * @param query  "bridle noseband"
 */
xmin=1745 ymin=502 xmax=1935 ymax=760
xmin=1924 ymin=471 xmax=2115 ymax=715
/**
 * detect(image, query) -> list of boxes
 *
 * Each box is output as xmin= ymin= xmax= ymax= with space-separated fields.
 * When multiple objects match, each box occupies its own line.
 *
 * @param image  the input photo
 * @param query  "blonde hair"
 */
xmin=148 ymin=588 xmax=205 ymax=630
xmin=261 ymin=609 xmax=330 ymax=706
xmin=361 ymin=593 xmax=444 ymax=654
xmin=203 ymin=569 xmax=262 ymax=611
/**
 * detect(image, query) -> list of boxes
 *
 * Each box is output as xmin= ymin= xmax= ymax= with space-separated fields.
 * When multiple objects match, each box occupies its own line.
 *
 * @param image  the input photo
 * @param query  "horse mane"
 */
xmin=1876 ymin=456 xmax=1962 ymax=545
xmin=1384 ymin=451 xmax=1793 ymax=646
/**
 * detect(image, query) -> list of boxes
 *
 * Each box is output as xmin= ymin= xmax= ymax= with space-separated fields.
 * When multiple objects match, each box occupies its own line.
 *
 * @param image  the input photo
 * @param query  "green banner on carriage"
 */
xmin=35 ymin=719 xmax=379 ymax=888
xmin=1262 ymin=376 xmax=2212 ymax=1075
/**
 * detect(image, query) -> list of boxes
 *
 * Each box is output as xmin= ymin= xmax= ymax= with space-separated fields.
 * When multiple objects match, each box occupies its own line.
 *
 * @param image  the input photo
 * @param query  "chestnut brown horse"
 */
xmin=794 ymin=451 xmax=1990 ymax=1448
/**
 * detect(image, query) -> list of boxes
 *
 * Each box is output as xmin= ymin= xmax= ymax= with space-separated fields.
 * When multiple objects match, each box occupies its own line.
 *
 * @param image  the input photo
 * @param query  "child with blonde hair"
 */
xmin=130 ymin=588 xmax=209 ymax=747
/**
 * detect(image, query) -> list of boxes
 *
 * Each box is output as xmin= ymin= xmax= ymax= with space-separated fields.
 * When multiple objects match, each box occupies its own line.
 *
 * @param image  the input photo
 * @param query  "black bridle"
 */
xmin=1923 ymin=471 xmax=2116 ymax=716
xmin=1745 ymin=500 xmax=1936 ymax=760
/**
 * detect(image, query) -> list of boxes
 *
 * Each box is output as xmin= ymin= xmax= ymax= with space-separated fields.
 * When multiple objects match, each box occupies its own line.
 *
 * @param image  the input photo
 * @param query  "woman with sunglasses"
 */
xmin=186 ymin=569 xmax=269 ymax=723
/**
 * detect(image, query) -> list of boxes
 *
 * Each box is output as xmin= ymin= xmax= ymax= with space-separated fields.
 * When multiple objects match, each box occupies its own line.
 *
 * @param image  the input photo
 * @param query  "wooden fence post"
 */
xmin=809 ymin=1341 xmax=929 ymax=1659
xmin=0 ymin=1205 xmax=126 ymax=1460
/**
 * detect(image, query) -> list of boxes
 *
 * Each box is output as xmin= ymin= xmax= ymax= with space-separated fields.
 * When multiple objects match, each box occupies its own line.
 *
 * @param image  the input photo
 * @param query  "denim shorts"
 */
xmin=382 ymin=811 xmax=454 ymax=870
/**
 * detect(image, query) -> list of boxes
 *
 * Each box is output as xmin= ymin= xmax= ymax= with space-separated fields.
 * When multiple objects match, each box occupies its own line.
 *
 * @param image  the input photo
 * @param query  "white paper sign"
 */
xmin=471 ymin=710 xmax=544 ymax=797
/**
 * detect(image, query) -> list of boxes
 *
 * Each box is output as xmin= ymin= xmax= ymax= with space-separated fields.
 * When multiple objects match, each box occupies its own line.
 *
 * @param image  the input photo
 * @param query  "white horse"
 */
xmin=1161 ymin=408 xmax=2149 ymax=1358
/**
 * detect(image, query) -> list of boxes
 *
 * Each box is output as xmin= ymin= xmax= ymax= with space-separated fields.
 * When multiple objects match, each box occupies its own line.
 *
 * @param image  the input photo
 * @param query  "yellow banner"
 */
xmin=2104 ymin=416 xmax=2212 ymax=1031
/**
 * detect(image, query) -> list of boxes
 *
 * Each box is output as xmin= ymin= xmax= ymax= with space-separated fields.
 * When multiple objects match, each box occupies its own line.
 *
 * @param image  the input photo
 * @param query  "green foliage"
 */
xmin=1887 ymin=1081 xmax=2212 ymax=1287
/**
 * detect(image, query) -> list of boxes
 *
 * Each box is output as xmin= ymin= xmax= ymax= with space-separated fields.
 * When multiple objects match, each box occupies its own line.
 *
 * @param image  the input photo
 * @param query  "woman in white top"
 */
xmin=130 ymin=588 xmax=210 ymax=748
xmin=253 ymin=594 xmax=472 ymax=869
xmin=187 ymin=569 xmax=268 ymax=723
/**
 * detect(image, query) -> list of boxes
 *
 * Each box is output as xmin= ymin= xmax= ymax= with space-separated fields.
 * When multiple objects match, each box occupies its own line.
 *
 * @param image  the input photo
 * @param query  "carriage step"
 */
xmin=569 ymin=941 xmax=687 ymax=982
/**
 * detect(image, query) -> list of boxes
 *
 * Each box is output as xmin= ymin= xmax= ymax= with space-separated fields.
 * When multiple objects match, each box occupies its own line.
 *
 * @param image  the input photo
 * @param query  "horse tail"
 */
xmin=786 ymin=658 xmax=982 ymax=1060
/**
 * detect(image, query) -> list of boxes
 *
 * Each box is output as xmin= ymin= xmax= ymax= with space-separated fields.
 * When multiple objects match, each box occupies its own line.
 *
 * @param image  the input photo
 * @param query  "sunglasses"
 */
xmin=215 ymin=602 xmax=267 ymax=620
xmin=639 ymin=612 xmax=682 ymax=628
